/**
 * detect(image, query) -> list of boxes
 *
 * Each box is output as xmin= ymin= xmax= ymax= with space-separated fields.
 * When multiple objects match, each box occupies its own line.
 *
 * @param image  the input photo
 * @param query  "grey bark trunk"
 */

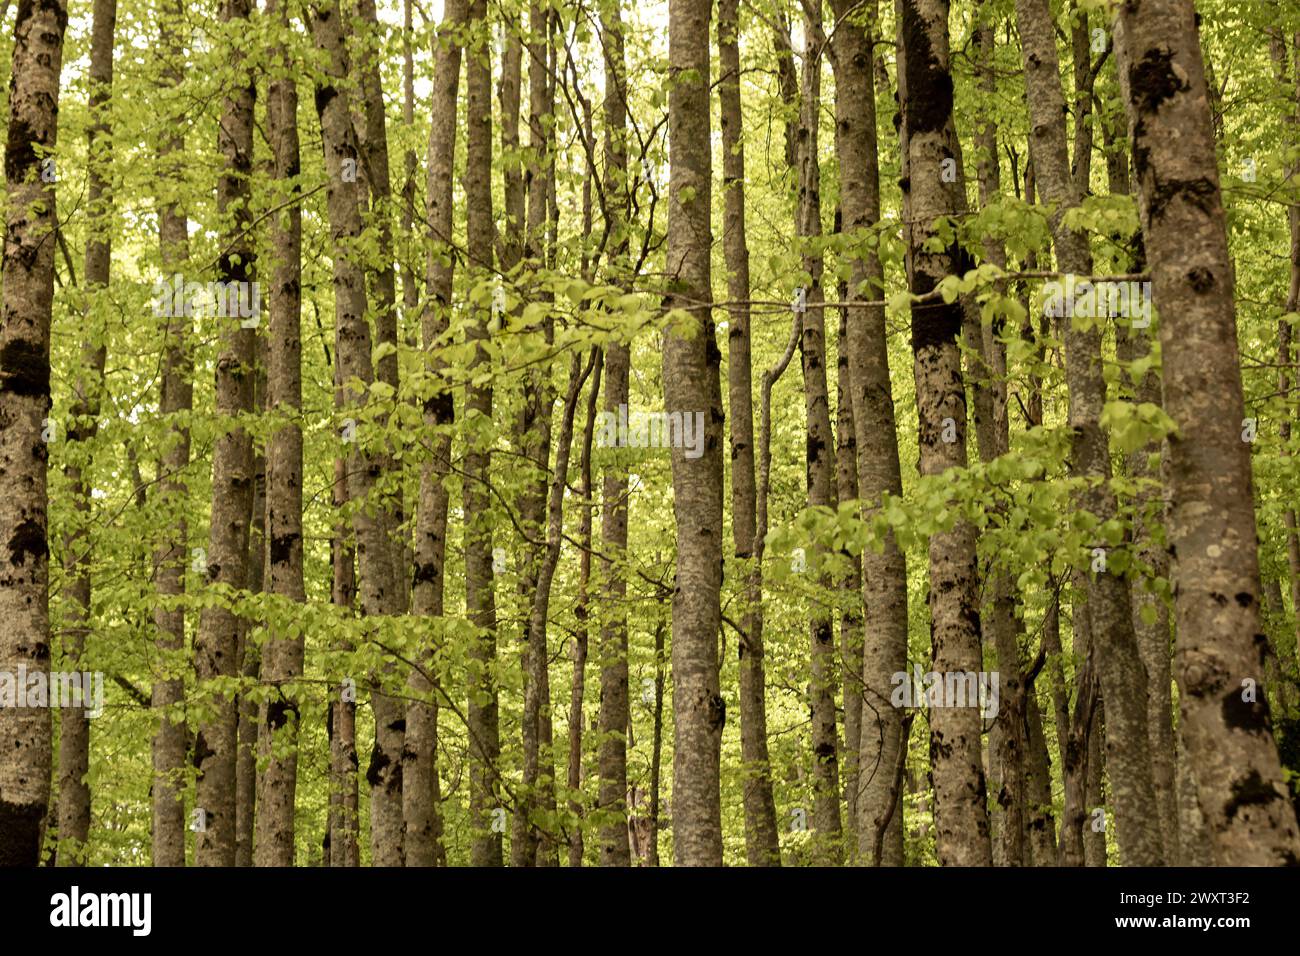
xmin=193 ymin=0 xmax=257 ymax=866
xmin=0 ymin=0 xmax=68 ymax=867
xmin=666 ymin=0 xmax=725 ymax=866
xmin=1114 ymin=0 xmax=1300 ymax=865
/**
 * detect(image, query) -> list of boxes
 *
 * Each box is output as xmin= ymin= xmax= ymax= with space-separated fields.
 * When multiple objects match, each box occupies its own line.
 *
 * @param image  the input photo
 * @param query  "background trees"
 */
xmin=1 ymin=0 xmax=1298 ymax=867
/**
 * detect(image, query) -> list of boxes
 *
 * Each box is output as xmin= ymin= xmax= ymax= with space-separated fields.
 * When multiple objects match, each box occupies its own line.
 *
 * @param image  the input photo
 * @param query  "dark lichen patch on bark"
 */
xmin=7 ymin=517 xmax=47 ymax=566
xmin=900 ymin=0 xmax=952 ymax=136
xmin=0 ymin=338 xmax=51 ymax=398
xmin=1222 ymin=685 xmax=1271 ymax=735
xmin=1127 ymin=47 xmax=1188 ymax=116
xmin=1224 ymin=769 xmax=1284 ymax=821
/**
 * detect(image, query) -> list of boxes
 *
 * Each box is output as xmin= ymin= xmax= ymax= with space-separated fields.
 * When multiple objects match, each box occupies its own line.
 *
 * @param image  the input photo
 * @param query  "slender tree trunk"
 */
xmin=666 ymin=0 xmax=724 ymax=867
xmin=597 ymin=2 xmax=633 ymax=867
xmin=404 ymin=0 xmax=464 ymax=870
xmin=349 ymin=0 xmax=406 ymax=863
xmin=898 ymin=0 xmax=992 ymax=867
xmin=463 ymin=0 xmax=502 ymax=867
xmin=254 ymin=0 xmax=306 ymax=866
xmin=794 ymin=1 xmax=842 ymax=863
xmin=235 ymin=342 xmax=266 ymax=868
xmin=0 ymin=0 xmax=68 ymax=868
xmin=56 ymin=0 xmax=116 ymax=866
xmin=967 ymin=2 xmax=1026 ymax=867
xmin=150 ymin=3 xmax=193 ymax=867
xmin=648 ymin=618 xmax=666 ymax=866
xmin=311 ymin=0 xmax=405 ymax=867
xmin=832 ymin=0 xmax=908 ymax=866
xmin=1016 ymin=0 xmax=1163 ymax=865
xmin=515 ymin=0 xmax=559 ymax=867
xmin=568 ymin=354 xmax=602 ymax=866
xmin=718 ymin=0 xmax=781 ymax=867
xmin=193 ymin=0 xmax=257 ymax=866
xmin=1114 ymin=0 xmax=1300 ymax=865
xmin=834 ymin=303 xmax=864 ymax=853
xmin=328 ymin=443 xmax=360 ymax=866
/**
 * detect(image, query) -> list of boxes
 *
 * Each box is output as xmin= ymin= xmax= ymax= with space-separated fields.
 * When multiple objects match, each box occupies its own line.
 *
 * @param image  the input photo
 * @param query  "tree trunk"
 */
xmin=834 ymin=304 xmax=864 ymax=853
xmin=718 ymin=0 xmax=781 ymax=869
xmin=328 ymin=444 xmax=359 ymax=866
xmin=310 ymin=0 xmax=404 ymax=867
xmin=0 ymin=0 xmax=68 ymax=868
xmin=568 ymin=353 xmax=603 ymax=866
xmin=193 ymin=0 xmax=257 ymax=867
xmin=150 ymin=2 xmax=193 ymax=868
xmin=597 ymin=2 xmax=633 ymax=867
xmin=1114 ymin=0 xmax=1300 ymax=865
xmin=832 ymin=0 xmax=908 ymax=866
xmin=254 ymin=0 xmax=306 ymax=866
xmin=796 ymin=0 xmax=843 ymax=864
xmin=404 ymin=0 xmax=464 ymax=870
xmin=235 ymin=340 xmax=266 ymax=868
xmin=898 ymin=0 xmax=992 ymax=867
xmin=463 ymin=0 xmax=503 ymax=867
xmin=666 ymin=0 xmax=725 ymax=866
xmin=515 ymin=0 xmax=559 ymax=867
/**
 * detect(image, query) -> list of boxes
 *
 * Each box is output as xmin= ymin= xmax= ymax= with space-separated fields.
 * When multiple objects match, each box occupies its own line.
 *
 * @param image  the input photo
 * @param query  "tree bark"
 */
xmin=898 ymin=0 xmax=992 ymax=867
xmin=718 ymin=0 xmax=780 ymax=869
xmin=192 ymin=0 xmax=257 ymax=867
xmin=404 ymin=0 xmax=464 ymax=869
xmin=463 ymin=0 xmax=503 ymax=867
xmin=310 ymin=0 xmax=404 ymax=866
xmin=150 ymin=1 xmax=193 ymax=867
xmin=795 ymin=1 xmax=843 ymax=863
xmin=832 ymin=0 xmax=909 ymax=866
xmin=597 ymin=1 xmax=633 ymax=867
xmin=0 ymin=0 xmax=68 ymax=868
xmin=1114 ymin=0 xmax=1300 ymax=865
xmin=666 ymin=0 xmax=725 ymax=866
xmin=254 ymin=0 xmax=306 ymax=866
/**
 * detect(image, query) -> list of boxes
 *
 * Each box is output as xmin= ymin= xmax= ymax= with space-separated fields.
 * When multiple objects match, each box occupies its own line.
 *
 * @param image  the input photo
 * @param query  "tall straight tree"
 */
xmin=597 ymin=0 xmax=633 ymax=868
xmin=150 ymin=0 xmax=193 ymax=867
xmin=515 ymin=0 xmax=559 ymax=867
xmin=193 ymin=0 xmax=257 ymax=867
xmin=830 ymin=0 xmax=909 ymax=866
xmin=718 ymin=0 xmax=781 ymax=866
xmin=1015 ymin=0 xmax=1163 ymax=865
xmin=463 ymin=0 xmax=503 ymax=868
xmin=405 ymin=0 xmax=465 ymax=870
xmin=353 ymin=0 xmax=406 ymax=861
xmin=0 ymin=0 xmax=68 ymax=867
xmin=897 ymin=0 xmax=992 ymax=866
xmin=254 ymin=0 xmax=306 ymax=867
xmin=666 ymin=0 xmax=725 ymax=867
xmin=1113 ymin=0 xmax=1300 ymax=865
xmin=794 ymin=0 xmax=843 ymax=862
xmin=57 ymin=0 xmax=116 ymax=865
xmin=310 ymin=0 xmax=405 ymax=866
